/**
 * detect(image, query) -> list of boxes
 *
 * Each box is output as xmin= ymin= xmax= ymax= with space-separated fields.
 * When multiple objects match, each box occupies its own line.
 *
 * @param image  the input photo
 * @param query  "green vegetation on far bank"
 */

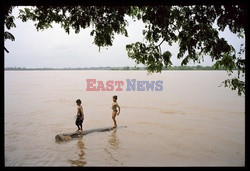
xmin=5 ymin=65 xmax=235 ymax=71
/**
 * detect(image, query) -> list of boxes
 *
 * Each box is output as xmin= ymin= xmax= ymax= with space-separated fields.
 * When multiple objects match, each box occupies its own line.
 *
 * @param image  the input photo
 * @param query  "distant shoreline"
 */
xmin=4 ymin=66 xmax=233 ymax=71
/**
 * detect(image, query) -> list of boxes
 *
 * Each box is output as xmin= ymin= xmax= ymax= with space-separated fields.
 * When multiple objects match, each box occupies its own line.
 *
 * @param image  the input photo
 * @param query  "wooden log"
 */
xmin=55 ymin=126 xmax=126 ymax=142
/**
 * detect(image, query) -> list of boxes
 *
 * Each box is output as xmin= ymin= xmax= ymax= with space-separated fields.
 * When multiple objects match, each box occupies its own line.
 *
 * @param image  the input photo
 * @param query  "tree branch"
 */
xmin=4 ymin=47 xmax=9 ymax=53
xmin=157 ymin=38 xmax=165 ymax=47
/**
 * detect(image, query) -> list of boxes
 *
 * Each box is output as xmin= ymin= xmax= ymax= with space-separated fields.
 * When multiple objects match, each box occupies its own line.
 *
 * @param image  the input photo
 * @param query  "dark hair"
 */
xmin=76 ymin=99 xmax=81 ymax=104
xmin=113 ymin=95 xmax=117 ymax=100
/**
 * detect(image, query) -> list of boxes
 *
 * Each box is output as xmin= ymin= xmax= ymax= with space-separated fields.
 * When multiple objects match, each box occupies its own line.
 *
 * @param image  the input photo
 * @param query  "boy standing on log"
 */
xmin=111 ymin=95 xmax=121 ymax=128
xmin=75 ymin=99 xmax=84 ymax=131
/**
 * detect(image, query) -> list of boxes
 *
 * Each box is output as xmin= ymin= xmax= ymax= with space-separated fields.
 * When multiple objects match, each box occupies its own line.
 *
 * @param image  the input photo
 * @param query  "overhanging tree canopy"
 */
xmin=4 ymin=5 xmax=246 ymax=95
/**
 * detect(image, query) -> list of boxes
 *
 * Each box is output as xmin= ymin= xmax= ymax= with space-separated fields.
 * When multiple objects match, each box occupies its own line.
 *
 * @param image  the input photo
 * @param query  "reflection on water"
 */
xmin=68 ymin=137 xmax=86 ymax=167
xmin=104 ymin=128 xmax=123 ymax=165
xmin=108 ymin=129 xmax=120 ymax=150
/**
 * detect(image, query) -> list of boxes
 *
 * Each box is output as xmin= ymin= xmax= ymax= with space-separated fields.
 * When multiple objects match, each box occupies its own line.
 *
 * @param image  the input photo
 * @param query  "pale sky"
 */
xmin=4 ymin=6 xmax=245 ymax=68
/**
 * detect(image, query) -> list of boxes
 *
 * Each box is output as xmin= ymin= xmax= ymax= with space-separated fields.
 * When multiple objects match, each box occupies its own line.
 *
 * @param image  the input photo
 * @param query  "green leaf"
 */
xmin=4 ymin=31 xmax=15 ymax=41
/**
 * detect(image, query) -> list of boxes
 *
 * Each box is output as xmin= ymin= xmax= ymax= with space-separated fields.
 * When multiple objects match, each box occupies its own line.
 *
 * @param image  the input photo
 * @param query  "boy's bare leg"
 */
xmin=112 ymin=111 xmax=117 ymax=128
xmin=80 ymin=123 xmax=83 ymax=131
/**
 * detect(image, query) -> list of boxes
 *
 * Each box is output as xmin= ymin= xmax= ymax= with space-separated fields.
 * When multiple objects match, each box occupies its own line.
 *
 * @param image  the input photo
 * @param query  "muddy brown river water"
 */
xmin=4 ymin=70 xmax=245 ymax=166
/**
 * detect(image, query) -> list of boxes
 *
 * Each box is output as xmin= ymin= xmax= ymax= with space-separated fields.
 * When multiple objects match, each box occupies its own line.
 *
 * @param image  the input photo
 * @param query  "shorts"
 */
xmin=75 ymin=116 xmax=83 ymax=126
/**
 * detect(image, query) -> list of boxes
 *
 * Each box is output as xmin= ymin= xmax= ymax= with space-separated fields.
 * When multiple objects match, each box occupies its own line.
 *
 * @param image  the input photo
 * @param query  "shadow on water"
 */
xmin=68 ymin=137 xmax=87 ymax=166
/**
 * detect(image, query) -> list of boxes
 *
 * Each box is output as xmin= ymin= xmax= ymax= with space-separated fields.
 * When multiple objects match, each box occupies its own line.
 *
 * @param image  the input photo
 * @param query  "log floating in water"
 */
xmin=55 ymin=126 xmax=126 ymax=142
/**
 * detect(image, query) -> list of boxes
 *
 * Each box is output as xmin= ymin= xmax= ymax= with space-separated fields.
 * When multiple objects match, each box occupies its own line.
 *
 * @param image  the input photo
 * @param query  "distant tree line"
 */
xmin=5 ymin=65 xmax=235 ymax=71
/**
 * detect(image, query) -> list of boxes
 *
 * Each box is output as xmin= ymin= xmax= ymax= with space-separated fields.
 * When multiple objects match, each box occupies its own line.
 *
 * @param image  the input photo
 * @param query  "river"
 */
xmin=4 ymin=70 xmax=245 ymax=166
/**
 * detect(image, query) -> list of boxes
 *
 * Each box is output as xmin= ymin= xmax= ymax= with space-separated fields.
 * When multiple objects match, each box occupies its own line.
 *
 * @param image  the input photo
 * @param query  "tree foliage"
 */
xmin=4 ymin=6 xmax=16 ymax=52
xmin=4 ymin=5 xmax=246 ymax=95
